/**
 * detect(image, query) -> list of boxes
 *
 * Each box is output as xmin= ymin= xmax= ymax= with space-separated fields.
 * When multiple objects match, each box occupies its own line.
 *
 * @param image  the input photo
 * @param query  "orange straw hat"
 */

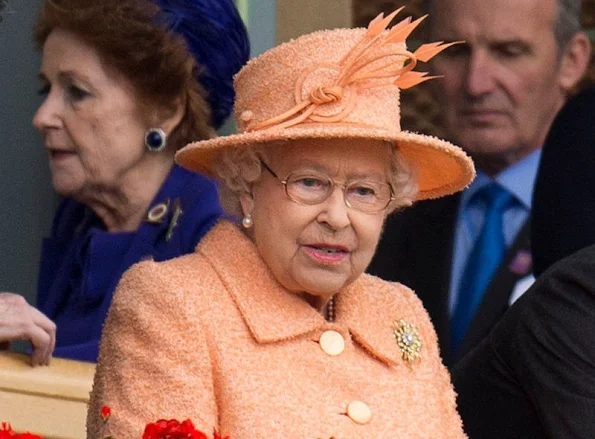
xmin=176 ymin=8 xmax=475 ymax=200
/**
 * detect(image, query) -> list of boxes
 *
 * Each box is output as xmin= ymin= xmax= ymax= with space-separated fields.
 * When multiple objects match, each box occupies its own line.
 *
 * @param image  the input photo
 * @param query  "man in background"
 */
xmin=369 ymin=0 xmax=590 ymax=365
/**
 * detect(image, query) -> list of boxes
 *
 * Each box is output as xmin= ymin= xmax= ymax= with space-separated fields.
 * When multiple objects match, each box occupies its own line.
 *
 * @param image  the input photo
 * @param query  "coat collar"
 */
xmin=48 ymin=165 xmax=195 ymax=249
xmin=135 ymin=165 xmax=197 ymax=251
xmin=38 ymin=165 xmax=200 ymax=314
xmin=198 ymin=221 xmax=411 ymax=367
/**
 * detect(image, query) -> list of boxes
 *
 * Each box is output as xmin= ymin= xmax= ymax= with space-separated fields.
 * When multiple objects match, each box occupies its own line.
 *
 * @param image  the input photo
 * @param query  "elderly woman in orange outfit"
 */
xmin=88 ymin=9 xmax=474 ymax=438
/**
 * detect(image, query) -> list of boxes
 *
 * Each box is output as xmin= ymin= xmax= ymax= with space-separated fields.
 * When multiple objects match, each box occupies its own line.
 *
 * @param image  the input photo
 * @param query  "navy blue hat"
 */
xmin=156 ymin=0 xmax=250 ymax=129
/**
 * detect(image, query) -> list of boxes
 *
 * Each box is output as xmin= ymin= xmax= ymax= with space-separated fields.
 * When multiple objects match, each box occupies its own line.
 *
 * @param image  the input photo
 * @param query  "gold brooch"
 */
xmin=393 ymin=319 xmax=422 ymax=364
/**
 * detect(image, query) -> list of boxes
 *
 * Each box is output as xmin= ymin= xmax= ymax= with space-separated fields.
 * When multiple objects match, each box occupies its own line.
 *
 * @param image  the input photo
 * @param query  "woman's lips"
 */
xmin=302 ymin=244 xmax=349 ymax=264
xmin=48 ymin=150 xmax=76 ymax=161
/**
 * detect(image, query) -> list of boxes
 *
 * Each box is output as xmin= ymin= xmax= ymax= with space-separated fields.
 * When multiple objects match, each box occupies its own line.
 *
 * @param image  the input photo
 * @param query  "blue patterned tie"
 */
xmin=451 ymin=183 xmax=515 ymax=353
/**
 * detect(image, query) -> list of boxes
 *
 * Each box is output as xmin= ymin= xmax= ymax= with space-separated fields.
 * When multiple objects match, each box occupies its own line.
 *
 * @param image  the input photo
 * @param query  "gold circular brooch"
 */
xmin=393 ymin=319 xmax=422 ymax=365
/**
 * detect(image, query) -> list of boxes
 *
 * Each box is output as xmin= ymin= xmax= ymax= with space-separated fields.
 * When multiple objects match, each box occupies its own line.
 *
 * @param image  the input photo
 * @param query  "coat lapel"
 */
xmin=455 ymin=220 xmax=532 ymax=362
xmin=118 ymin=166 xmax=197 ymax=269
xmin=38 ymin=166 xmax=197 ymax=318
xmin=198 ymin=221 xmax=325 ymax=343
xmin=199 ymin=222 xmax=418 ymax=367
xmin=338 ymin=276 xmax=421 ymax=367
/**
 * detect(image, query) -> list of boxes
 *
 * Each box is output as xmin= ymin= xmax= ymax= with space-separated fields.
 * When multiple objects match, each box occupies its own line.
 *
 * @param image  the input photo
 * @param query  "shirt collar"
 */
xmin=197 ymin=221 xmax=407 ymax=367
xmin=461 ymin=149 xmax=542 ymax=210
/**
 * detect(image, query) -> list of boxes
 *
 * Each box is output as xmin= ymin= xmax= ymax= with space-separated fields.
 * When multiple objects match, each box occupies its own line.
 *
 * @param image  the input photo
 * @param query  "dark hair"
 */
xmin=35 ymin=0 xmax=250 ymax=149
xmin=555 ymin=0 xmax=583 ymax=50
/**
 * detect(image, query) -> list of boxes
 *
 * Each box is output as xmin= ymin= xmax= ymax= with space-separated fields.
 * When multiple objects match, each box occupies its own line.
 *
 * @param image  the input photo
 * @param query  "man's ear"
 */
xmin=239 ymin=191 xmax=254 ymax=218
xmin=558 ymin=32 xmax=592 ymax=92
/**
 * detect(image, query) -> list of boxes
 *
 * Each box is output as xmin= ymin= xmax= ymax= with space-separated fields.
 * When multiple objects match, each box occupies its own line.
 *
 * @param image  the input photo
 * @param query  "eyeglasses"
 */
xmin=260 ymin=160 xmax=395 ymax=214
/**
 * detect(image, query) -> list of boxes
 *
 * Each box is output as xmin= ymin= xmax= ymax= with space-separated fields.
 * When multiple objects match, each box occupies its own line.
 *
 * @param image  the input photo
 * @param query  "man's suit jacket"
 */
xmin=452 ymin=243 xmax=595 ymax=439
xmin=368 ymin=193 xmax=531 ymax=366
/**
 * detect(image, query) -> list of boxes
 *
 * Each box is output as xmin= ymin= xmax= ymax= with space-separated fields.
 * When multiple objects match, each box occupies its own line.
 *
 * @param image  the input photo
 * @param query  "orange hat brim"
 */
xmin=175 ymin=124 xmax=475 ymax=201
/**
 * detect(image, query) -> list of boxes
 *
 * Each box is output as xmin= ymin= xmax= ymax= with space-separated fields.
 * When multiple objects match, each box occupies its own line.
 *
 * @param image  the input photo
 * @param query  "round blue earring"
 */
xmin=144 ymin=128 xmax=167 ymax=152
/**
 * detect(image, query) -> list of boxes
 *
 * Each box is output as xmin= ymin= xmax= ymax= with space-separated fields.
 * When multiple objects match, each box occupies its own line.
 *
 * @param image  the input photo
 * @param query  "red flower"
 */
xmin=0 ymin=423 xmax=14 ymax=439
xmin=0 ymin=423 xmax=43 ymax=439
xmin=100 ymin=406 xmax=112 ymax=423
xmin=142 ymin=419 xmax=208 ymax=439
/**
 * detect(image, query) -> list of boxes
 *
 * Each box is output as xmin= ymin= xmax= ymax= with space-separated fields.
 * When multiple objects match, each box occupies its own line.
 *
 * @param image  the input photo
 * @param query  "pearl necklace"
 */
xmin=326 ymin=295 xmax=336 ymax=322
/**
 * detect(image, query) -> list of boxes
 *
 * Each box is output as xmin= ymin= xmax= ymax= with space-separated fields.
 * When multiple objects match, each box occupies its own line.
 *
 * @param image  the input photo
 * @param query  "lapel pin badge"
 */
xmin=509 ymin=249 xmax=532 ymax=276
xmin=393 ymin=319 xmax=422 ymax=365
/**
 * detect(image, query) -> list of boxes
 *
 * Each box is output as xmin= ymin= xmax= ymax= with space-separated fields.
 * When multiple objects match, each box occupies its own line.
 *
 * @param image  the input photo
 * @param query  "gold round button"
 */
xmin=319 ymin=330 xmax=345 ymax=356
xmin=347 ymin=400 xmax=372 ymax=425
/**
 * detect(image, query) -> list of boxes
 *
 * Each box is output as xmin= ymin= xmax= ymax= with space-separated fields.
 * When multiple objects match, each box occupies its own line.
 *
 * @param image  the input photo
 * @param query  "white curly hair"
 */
xmin=212 ymin=140 xmax=419 ymax=218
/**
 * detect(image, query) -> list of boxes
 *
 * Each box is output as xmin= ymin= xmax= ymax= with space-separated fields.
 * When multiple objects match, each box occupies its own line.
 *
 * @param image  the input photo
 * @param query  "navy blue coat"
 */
xmin=36 ymin=165 xmax=222 ymax=362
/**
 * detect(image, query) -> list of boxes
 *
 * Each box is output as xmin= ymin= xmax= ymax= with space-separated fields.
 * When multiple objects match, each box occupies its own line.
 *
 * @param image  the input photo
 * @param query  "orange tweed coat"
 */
xmin=87 ymin=221 xmax=466 ymax=438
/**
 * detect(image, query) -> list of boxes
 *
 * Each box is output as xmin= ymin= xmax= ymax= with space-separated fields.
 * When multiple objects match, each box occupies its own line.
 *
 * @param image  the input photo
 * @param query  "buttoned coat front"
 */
xmin=87 ymin=221 xmax=466 ymax=438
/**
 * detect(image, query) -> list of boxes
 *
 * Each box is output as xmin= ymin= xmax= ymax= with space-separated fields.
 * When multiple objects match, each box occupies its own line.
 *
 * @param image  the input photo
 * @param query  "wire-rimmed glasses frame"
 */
xmin=259 ymin=159 xmax=395 ymax=214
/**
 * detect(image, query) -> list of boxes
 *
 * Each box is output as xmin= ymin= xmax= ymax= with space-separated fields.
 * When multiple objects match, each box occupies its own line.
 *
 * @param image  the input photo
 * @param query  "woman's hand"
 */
xmin=0 ymin=293 xmax=56 ymax=366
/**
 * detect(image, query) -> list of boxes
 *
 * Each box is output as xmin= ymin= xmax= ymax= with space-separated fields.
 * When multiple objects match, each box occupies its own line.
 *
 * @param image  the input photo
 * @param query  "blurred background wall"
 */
xmin=0 ymin=1 xmax=54 ymax=305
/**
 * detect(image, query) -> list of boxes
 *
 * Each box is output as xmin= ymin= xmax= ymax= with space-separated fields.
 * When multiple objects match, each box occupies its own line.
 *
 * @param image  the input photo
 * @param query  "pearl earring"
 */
xmin=242 ymin=215 xmax=253 ymax=229
xmin=144 ymin=128 xmax=167 ymax=152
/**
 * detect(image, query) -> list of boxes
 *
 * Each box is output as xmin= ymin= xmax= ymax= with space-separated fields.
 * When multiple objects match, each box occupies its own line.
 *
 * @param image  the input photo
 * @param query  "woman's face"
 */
xmin=33 ymin=29 xmax=151 ymax=199
xmin=243 ymin=138 xmax=392 ymax=297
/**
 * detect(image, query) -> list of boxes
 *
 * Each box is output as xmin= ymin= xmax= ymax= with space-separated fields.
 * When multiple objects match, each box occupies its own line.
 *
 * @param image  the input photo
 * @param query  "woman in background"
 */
xmin=0 ymin=0 xmax=249 ymax=363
